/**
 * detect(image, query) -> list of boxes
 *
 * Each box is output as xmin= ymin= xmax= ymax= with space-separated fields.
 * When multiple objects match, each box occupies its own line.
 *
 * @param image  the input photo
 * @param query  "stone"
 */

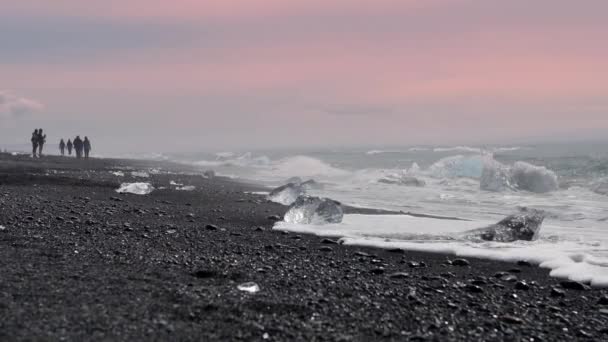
xmin=205 ymin=224 xmax=218 ymax=231
xmin=370 ymin=268 xmax=385 ymax=275
xmin=389 ymin=272 xmax=409 ymax=279
xmin=451 ymin=258 xmax=470 ymax=266
xmin=550 ymin=288 xmax=566 ymax=297
xmin=598 ymin=295 xmax=608 ymax=305
xmin=514 ymin=281 xmax=530 ymax=291
xmin=560 ymin=281 xmax=590 ymax=291
xmin=501 ymin=315 xmax=523 ymax=324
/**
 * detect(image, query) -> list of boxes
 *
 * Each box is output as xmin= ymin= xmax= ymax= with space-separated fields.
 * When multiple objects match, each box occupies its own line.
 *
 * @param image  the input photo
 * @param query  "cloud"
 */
xmin=0 ymin=91 xmax=44 ymax=118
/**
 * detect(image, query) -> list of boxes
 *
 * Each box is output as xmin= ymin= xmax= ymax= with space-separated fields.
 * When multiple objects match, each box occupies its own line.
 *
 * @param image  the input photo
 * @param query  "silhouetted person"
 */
xmin=31 ymin=129 xmax=39 ymax=158
xmin=83 ymin=137 xmax=91 ymax=159
xmin=37 ymin=129 xmax=46 ymax=157
xmin=73 ymin=136 xmax=83 ymax=159
xmin=59 ymin=139 xmax=66 ymax=156
xmin=67 ymin=139 xmax=73 ymax=156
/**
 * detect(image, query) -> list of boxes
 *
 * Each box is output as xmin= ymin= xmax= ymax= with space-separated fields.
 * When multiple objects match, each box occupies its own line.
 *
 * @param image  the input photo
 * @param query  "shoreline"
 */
xmin=1 ymin=153 xmax=607 ymax=340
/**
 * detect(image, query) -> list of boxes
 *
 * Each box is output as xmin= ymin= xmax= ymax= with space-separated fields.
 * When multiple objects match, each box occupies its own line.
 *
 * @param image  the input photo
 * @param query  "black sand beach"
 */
xmin=1 ymin=153 xmax=607 ymax=341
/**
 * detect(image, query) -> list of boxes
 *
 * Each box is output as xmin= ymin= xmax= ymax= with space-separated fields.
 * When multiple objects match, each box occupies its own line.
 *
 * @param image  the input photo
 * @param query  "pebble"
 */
xmin=192 ymin=270 xmax=217 ymax=278
xmin=388 ymin=272 xmax=409 ymax=279
xmin=501 ymin=315 xmax=523 ymax=324
xmin=514 ymin=281 xmax=530 ymax=291
xmin=550 ymin=287 xmax=566 ymax=297
xmin=465 ymin=285 xmax=483 ymax=293
xmin=319 ymin=246 xmax=333 ymax=252
xmin=354 ymin=251 xmax=372 ymax=257
xmin=451 ymin=258 xmax=470 ymax=266
xmin=501 ymin=274 xmax=518 ymax=282
xmin=370 ymin=268 xmax=385 ymax=275
xmin=205 ymin=224 xmax=218 ymax=231
xmin=516 ymin=260 xmax=533 ymax=267
xmin=267 ymin=215 xmax=281 ymax=221
xmin=560 ymin=281 xmax=590 ymax=291
xmin=321 ymin=238 xmax=338 ymax=244
xmin=598 ymin=295 xmax=608 ymax=305
xmin=407 ymin=261 xmax=426 ymax=268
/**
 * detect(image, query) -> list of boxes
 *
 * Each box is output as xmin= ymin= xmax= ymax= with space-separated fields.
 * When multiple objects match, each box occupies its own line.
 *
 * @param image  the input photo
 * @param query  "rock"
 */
xmin=267 ymin=183 xmax=305 ymax=205
xmin=387 ymin=248 xmax=405 ymax=254
xmin=389 ymin=272 xmax=409 ymax=279
xmin=354 ymin=251 xmax=372 ymax=257
xmin=283 ymin=196 xmax=343 ymax=225
xmin=501 ymin=275 xmax=518 ymax=282
xmin=598 ymin=295 xmax=608 ymax=305
xmin=451 ymin=258 xmax=470 ymax=266
xmin=407 ymin=261 xmax=426 ymax=268
xmin=203 ymin=170 xmax=216 ymax=178
xmin=319 ymin=246 xmax=333 ymax=252
xmin=516 ymin=260 xmax=533 ymax=267
xmin=514 ymin=281 xmax=530 ymax=291
xmin=321 ymin=238 xmax=338 ymax=244
xmin=205 ymin=224 xmax=218 ymax=231
xmin=461 ymin=209 xmax=544 ymax=242
xmin=192 ymin=270 xmax=217 ymax=278
xmin=465 ymin=285 xmax=483 ymax=293
xmin=550 ymin=287 xmax=566 ymax=297
xmin=370 ymin=268 xmax=385 ymax=275
xmin=501 ymin=315 xmax=523 ymax=324
xmin=378 ymin=175 xmax=426 ymax=187
xmin=267 ymin=215 xmax=282 ymax=221
xmin=560 ymin=281 xmax=590 ymax=291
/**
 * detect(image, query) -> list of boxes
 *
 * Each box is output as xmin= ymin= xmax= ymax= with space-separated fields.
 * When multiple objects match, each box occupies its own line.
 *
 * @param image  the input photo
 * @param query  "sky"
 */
xmin=1 ymin=0 xmax=607 ymax=154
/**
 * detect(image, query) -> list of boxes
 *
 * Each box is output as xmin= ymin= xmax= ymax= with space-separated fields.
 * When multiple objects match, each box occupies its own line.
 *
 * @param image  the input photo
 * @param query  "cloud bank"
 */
xmin=0 ymin=91 xmax=44 ymax=118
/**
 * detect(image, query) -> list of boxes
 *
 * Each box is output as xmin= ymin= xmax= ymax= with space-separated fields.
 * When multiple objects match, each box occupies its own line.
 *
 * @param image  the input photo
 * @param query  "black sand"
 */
xmin=0 ymin=153 xmax=607 ymax=341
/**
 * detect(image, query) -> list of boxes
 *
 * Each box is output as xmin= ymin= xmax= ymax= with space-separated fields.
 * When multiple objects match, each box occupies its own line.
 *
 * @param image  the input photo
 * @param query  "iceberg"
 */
xmin=461 ymin=209 xmax=545 ymax=242
xmin=116 ymin=182 xmax=154 ymax=195
xmin=267 ymin=183 xmax=305 ymax=205
xmin=284 ymin=196 xmax=344 ymax=225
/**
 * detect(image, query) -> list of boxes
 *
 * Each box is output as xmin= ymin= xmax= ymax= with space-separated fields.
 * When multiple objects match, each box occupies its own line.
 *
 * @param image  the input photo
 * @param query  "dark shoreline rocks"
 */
xmin=0 ymin=152 xmax=607 ymax=341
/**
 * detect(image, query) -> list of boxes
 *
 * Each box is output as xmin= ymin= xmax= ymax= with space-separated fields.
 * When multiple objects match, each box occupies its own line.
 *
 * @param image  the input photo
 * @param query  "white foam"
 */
xmin=274 ymin=214 xmax=608 ymax=287
xmin=131 ymin=171 xmax=149 ymax=178
xmin=176 ymin=185 xmax=196 ymax=191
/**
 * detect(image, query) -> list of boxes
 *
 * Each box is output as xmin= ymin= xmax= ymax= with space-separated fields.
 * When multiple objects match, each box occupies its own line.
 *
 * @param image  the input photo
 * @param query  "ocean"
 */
xmin=170 ymin=142 xmax=608 ymax=286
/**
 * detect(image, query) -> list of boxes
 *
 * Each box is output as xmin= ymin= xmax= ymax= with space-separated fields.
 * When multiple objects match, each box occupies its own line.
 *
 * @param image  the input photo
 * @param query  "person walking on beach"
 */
xmin=67 ymin=139 xmax=73 ymax=156
xmin=73 ymin=136 xmax=83 ymax=159
xmin=83 ymin=137 xmax=91 ymax=159
xmin=31 ymin=129 xmax=39 ymax=158
xmin=59 ymin=139 xmax=66 ymax=156
xmin=37 ymin=129 xmax=46 ymax=157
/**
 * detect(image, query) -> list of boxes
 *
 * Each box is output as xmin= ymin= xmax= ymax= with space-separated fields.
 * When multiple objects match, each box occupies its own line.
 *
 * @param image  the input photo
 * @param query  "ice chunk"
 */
xmin=301 ymin=179 xmax=323 ymax=190
xmin=461 ymin=209 xmax=545 ymax=242
xmin=284 ymin=196 xmax=344 ymax=225
xmin=203 ymin=170 xmax=216 ymax=178
xmin=285 ymin=176 xmax=303 ymax=184
xmin=116 ymin=182 xmax=154 ymax=195
xmin=378 ymin=174 xmax=425 ymax=187
xmin=510 ymin=161 xmax=558 ymax=193
xmin=110 ymin=171 xmax=125 ymax=177
xmin=267 ymin=183 xmax=305 ymax=205
xmin=131 ymin=171 xmax=149 ymax=178
xmin=592 ymin=179 xmax=608 ymax=195
xmin=176 ymin=185 xmax=196 ymax=191
xmin=480 ymin=158 xmax=513 ymax=191
xmin=237 ymin=282 xmax=260 ymax=293
xmin=169 ymin=180 xmax=182 ymax=186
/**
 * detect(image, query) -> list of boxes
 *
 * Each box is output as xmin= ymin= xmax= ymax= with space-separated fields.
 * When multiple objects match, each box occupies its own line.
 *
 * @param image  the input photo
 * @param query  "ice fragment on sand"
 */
xmin=110 ymin=171 xmax=125 ymax=177
xmin=116 ymin=182 xmax=154 ymax=195
xmin=461 ymin=209 xmax=545 ymax=242
xmin=237 ymin=282 xmax=260 ymax=293
xmin=284 ymin=196 xmax=344 ymax=225
xmin=0 ymin=225 xmax=5 ymax=230
xmin=176 ymin=185 xmax=196 ymax=191
xmin=267 ymin=183 xmax=305 ymax=205
xmin=131 ymin=171 xmax=149 ymax=178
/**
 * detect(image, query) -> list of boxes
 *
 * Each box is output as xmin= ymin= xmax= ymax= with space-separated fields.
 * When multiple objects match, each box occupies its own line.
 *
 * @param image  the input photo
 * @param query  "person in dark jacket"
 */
xmin=31 ymin=129 xmax=39 ymax=158
xmin=73 ymin=136 xmax=83 ymax=159
xmin=67 ymin=139 xmax=73 ymax=156
xmin=83 ymin=137 xmax=91 ymax=159
xmin=59 ymin=139 xmax=66 ymax=156
xmin=37 ymin=129 xmax=46 ymax=157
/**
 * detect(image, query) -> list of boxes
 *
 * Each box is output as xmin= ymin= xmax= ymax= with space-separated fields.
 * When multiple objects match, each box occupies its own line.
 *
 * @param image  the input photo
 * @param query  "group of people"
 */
xmin=59 ymin=136 xmax=92 ymax=159
xmin=30 ymin=129 xmax=92 ymax=159
xmin=30 ymin=129 xmax=47 ymax=158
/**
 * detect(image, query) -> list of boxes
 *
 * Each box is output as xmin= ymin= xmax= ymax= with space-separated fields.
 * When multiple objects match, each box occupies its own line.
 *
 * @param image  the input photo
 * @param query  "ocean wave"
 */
xmin=266 ymin=156 xmax=349 ymax=179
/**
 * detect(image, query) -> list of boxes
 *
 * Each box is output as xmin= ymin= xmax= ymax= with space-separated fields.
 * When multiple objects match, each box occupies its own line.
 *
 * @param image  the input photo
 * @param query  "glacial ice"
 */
xmin=301 ymin=179 xmax=323 ymax=190
xmin=176 ymin=185 xmax=196 ymax=191
xmin=461 ymin=209 xmax=545 ymax=242
xmin=116 ymin=182 xmax=154 ymax=195
xmin=237 ymin=282 xmax=260 ymax=293
xmin=378 ymin=173 xmax=426 ymax=187
xmin=480 ymin=159 xmax=558 ymax=193
xmin=267 ymin=183 xmax=305 ymax=205
xmin=283 ymin=196 xmax=344 ymax=225
xmin=510 ymin=162 xmax=558 ymax=193
xmin=110 ymin=171 xmax=125 ymax=177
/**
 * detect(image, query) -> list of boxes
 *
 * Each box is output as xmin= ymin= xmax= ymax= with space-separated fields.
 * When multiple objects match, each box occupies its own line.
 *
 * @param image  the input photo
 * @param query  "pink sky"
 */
xmin=1 ymin=0 xmax=607 ymax=152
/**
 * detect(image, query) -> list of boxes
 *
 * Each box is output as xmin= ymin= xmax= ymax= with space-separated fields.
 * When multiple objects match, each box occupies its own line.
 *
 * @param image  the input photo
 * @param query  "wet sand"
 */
xmin=0 ymin=153 xmax=607 ymax=341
